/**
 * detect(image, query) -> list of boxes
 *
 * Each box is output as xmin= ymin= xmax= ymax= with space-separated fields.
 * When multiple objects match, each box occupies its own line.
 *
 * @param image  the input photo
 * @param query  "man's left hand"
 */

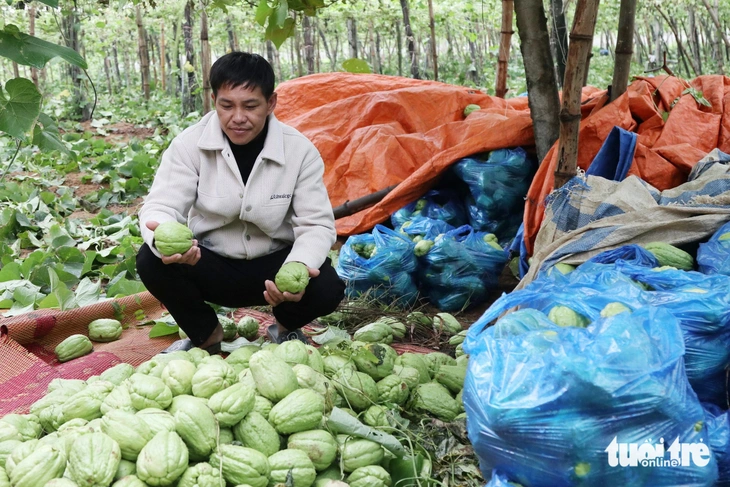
xmin=264 ymin=266 xmax=320 ymax=307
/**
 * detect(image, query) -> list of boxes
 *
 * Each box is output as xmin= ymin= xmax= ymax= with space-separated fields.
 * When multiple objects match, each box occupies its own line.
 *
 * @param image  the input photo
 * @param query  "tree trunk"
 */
xmin=160 ymin=23 xmax=166 ymax=92
xmin=122 ymin=42 xmax=132 ymax=89
xmin=651 ymin=19 xmax=662 ymax=70
xmin=183 ymin=0 xmax=198 ymax=115
xmin=173 ymin=21 xmax=182 ymax=97
xmin=610 ymin=0 xmax=637 ymax=102
xmin=700 ymin=0 xmax=730 ymax=60
xmin=294 ymin=14 xmax=303 ymax=76
xmin=688 ymin=7 xmax=703 ymax=74
xmin=318 ymin=24 xmax=336 ymax=70
xmin=29 ymin=4 xmax=38 ymax=87
xmin=395 ymin=18 xmax=403 ymax=76
xmin=303 ymin=15 xmax=315 ymax=75
xmin=550 ymin=0 xmax=568 ymax=87
xmin=112 ymin=42 xmax=122 ymax=89
xmin=399 ymin=0 xmax=419 ymax=79
xmin=136 ymin=5 xmax=150 ymax=100
xmin=149 ymin=33 xmax=158 ymax=88
xmin=375 ymin=31 xmax=382 ymax=74
xmin=554 ymin=0 xmax=600 ymax=189
xmin=226 ymin=16 xmax=238 ymax=52
xmin=427 ymin=0 xmax=438 ymax=80
xmin=266 ymin=40 xmax=276 ymax=76
xmin=514 ymin=0 xmax=561 ymax=165
xmin=657 ymin=7 xmax=699 ymax=77
xmin=104 ymin=56 xmax=114 ymax=95
xmin=495 ymin=0 xmax=513 ymax=97
xmin=634 ymin=28 xmax=646 ymax=66
xmin=200 ymin=2 xmax=211 ymax=112
xmin=63 ymin=9 xmax=91 ymax=121
xmin=467 ymin=30 xmax=479 ymax=83
xmin=347 ymin=17 xmax=358 ymax=58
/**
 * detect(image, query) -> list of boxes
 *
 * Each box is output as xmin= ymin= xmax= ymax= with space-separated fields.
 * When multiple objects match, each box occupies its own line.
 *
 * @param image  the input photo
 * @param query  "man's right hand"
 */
xmin=146 ymin=221 xmax=201 ymax=266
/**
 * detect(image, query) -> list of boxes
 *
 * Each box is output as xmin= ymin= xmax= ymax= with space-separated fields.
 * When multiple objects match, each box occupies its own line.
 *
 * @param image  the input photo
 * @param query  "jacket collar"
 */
xmin=197 ymin=111 xmax=286 ymax=166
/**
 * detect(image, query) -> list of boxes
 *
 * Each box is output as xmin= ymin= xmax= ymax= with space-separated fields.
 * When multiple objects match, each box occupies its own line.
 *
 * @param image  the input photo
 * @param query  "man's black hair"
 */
xmin=210 ymin=52 xmax=275 ymax=99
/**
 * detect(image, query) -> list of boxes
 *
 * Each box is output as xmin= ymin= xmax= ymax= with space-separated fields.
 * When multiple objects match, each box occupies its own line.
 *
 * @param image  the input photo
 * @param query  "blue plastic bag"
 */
xmin=464 ymin=306 xmax=718 ymax=487
xmin=485 ymin=470 xmax=522 ymax=487
xmin=452 ymin=147 xmax=535 ymax=240
xmin=396 ymin=216 xmax=455 ymax=241
xmin=335 ymin=225 xmax=419 ymax=306
xmin=390 ymin=189 xmax=468 ymax=229
xmin=418 ymin=225 xmax=508 ymax=311
xmin=698 ymin=220 xmax=730 ymax=276
xmin=705 ymin=404 xmax=730 ymax=486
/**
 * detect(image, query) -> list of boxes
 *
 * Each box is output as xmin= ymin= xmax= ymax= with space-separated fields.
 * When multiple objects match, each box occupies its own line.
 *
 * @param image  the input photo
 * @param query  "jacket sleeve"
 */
xmin=138 ymin=138 xmax=199 ymax=258
xmin=284 ymin=151 xmax=337 ymax=270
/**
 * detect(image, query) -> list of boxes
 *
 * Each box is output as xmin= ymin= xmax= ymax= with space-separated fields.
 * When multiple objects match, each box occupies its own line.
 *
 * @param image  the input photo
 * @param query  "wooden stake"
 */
xmin=610 ymin=0 xmax=637 ymax=101
xmin=554 ymin=0 xmax=600 ymax=189
xmin=427 ymin=0 xmax=438 ymax=81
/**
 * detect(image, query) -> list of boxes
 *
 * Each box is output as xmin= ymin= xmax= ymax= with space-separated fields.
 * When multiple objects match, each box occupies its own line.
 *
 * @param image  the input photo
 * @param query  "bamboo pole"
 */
xmin=554 ymin=0 xmax=601 ymax=189
xmin=495 ymin=0 xmax=513 ymax=97
xmin=136 ymin=5 xmax=150 ymax=100
xmin=160 ymin=23 xmax=166 ymax=92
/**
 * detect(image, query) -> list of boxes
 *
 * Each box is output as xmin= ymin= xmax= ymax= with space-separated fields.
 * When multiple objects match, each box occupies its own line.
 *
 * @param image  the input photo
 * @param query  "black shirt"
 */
xmin=227 ymin=119 xmax=269 ymax=185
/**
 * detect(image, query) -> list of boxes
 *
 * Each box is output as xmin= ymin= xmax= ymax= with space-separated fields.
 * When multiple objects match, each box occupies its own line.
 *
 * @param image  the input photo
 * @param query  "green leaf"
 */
xmin=47 ymin=267 xmax=75 ymax=311
xmin=74 ymin=278 xmax=101 ymax=307
xmin=310 ymin=325 xmax=351 ymax=346
xmin=341 ymin=58 xmax=372 ymax=74
xmin=0 ymin=28 xmax=86 ymax=69
xmin=149 ymin=321 xmax=179 ymax=338
xmin=255 ymin=0 xmax=273 ymax=26
xmin=390 ymin=455 xmax=425 ymax=487
xmin=0 ymin=78 xmax=42 ymax=139
xmin=274 ymin=0 xmax=289 ymax=27
xmin=0 ymin=262 xmax=21 ymax=282
xmin=34 ymin=0 xmax=59 ymax=8
xmin=107 ymin=277 xmax=146 ymax=298
xmin=682 ymin=87 xmax=712 ymax=108
xmin=266 ymin=17 xmax=295 ymax=49
xmin=32 ymin=113 xmax=72 ymax=156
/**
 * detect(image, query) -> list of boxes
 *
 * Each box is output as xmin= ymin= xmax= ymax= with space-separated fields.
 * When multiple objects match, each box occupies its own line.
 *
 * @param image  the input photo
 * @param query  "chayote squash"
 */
xmin=232 ymin=411 xmax=280 ymax=457
xmin=362 ymin=405 xmax=389 ymax=428
xmin=191 ymin=361 xmax=237 ymax=399
xmin=209 ymin=444 xmax=270 ymax=487
xmin=268 ymin=388 xmax=325 ymax=434
xmin=268 ymin=449 xmax=316 ymax=487
xmin=409 ymin=382 xmax=460 ymax=422
xmin=274 ymin=262 xmax=310 ymax=294
xmin=161 ymin=360 xmax=196 ymax=397
xmin=218 ymin=427 xmax=234 ymax=445
xmin=208 ymin=382 xmax=255 ymax=427
xmin=168 ymin=395 xmax=217 ymax=462
xmin=434 ymin=365 xmax=466 ymax=395
xmin=55 ymin=335 xmax=93 ymax=363
xmin=251 ymin=395 xmax=273 ymax=420
xmin=99 ymin=363 xmax=135 ymax=386
xmin=5 ymin=440 xmax=39 ymax=478
xmin=8 ymin=444 xmax=66 ymax=487
xmin=0 ymin=415 xmax=40 ymax=442
xmin=127 ymin=374 xmax=173 ymax=410
xmin=248 ymin=350 xmax=299 ymax=402
xmin=347 ymin=465 xmax=391 ymax=487
xmin=353 ymin=343 xmax=396 ymax=380
xmin=136 ymin=431 xmax=189 ymax=487
xmin=313 ymin=465 xmax=344 ymax=487
xmin=88 ymin=318 xmax=123 ymax=342
xmin=153 ymin=221 xmax=193 ymax=256
xmin=0 ymin=440 xmax=22 ymax=469
xmin=135 ymin=409 xmax=176 ymax=437
xmin=100 ymin=410 xmax=154 ymax=461
xmin=305 ymin=345 xmax=325 ymax=374
xmin=423 ymin=352 xmax=457 ymax=378
xmin=339 ymin=437 xmax=384 ymax=473
xmin=111 ymin=476 xmax=146 ymax=487
xmin=547 ymin=305 xmax=589 ymax=328
xmin=332 ymin=368 xmax=378 ymax=411
xmin=600 ymin=302 xmax=632 ymax=318
xmin=322 ymin=355 xmax=356 ymax=379
xmin=353 ymin=322 xmax=393 ymax=344
xmin=236 ymin=316 xmax=260 ymax=341
xmin=45 ymin=479 xmax=78 ymax=487
xmin=642 ymin=242 xmax=694 ymax=270
xmin=114 ymin=459 xmax=137 ymax=480
xmin=274 ymin=340 xmax=310 ymax=366
xmin=60 ymin=381 xmax=115 ymax=424
xmin=376 ymin=375 xmax=409 ymax=405
xmin=394 ymin=354 xmax=430 ymax=384
xmin=287 ymin=429 xmax=338 ymax=472
xmin=292 ymin=364 xmax=338 ymax=412
xmin=68 ymin=432 xmax=121 ymax=487
xmin=176 ymin=462 xmax=224 ymax=487
xmin=225 ymin=346 xmax=259 ymax=371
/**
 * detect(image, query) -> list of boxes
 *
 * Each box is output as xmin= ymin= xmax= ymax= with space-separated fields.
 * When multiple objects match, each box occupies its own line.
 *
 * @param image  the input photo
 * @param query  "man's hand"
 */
xmin=146 ymin=221 xmax=201 ymax=266
xmin=264 ymin=266 xmax=320 ymax=307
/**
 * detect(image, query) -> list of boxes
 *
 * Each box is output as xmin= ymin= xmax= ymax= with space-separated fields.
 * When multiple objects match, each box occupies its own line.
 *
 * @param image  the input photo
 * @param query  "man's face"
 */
xmin=213 ymin=84 xmax=277 ymax=145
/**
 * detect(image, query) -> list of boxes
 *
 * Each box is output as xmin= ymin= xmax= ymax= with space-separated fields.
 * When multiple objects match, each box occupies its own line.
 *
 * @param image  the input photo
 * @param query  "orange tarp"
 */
xmin=274 ymin=73 xmax=537 ymax=236
xmin=523 ymin=75 xmax=730 ymax=255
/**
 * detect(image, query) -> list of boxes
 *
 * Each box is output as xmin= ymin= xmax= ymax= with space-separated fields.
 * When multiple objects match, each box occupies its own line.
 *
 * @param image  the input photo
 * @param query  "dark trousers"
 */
xmin=136 ymin=244 xmax=345 ymax=345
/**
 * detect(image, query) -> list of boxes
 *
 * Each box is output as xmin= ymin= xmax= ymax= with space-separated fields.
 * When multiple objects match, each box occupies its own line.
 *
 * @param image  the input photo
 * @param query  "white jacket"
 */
xmin=139 ymin=111 xmax=336 ymax=270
